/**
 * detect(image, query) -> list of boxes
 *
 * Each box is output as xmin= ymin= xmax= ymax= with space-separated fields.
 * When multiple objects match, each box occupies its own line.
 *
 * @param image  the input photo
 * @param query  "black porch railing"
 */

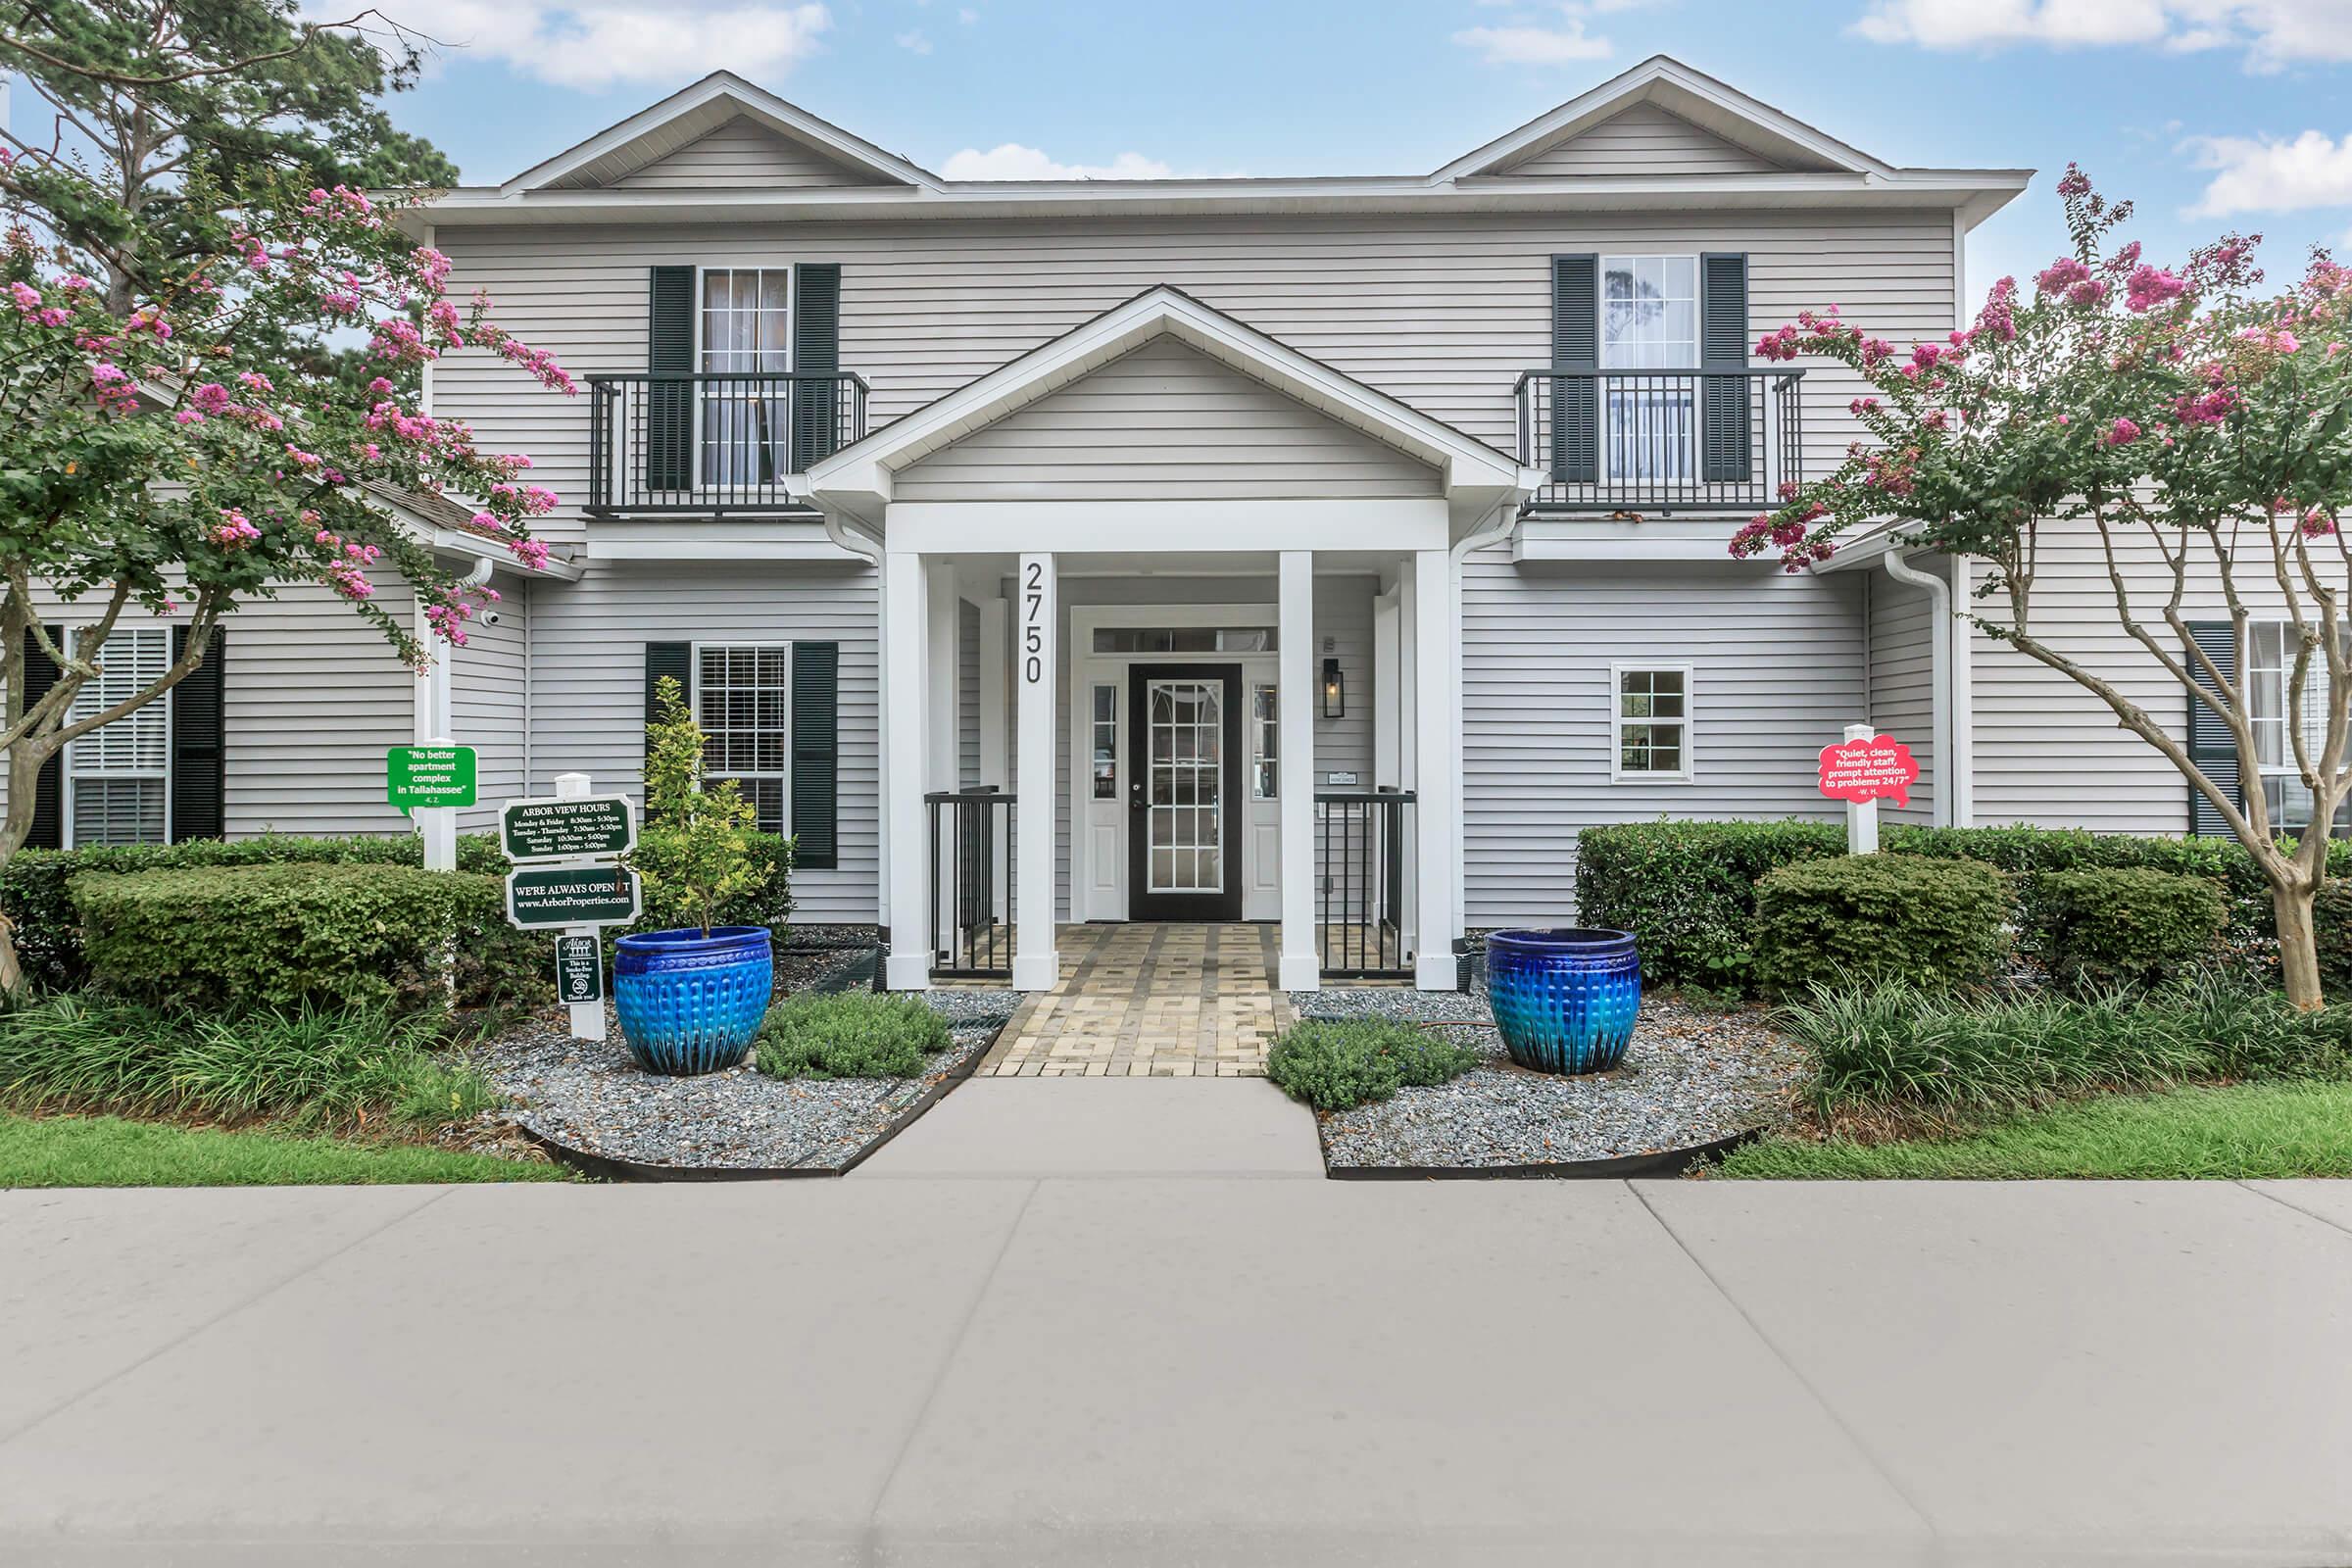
xmin=1514 ymin=368 xmax=1804 ymax=514
xmin=926 ymin=788 xmax=1014 ymax=979
xmin=586 ymin=370 xmax=870 ymax=515
xmin=1315 ymin=789 xmax=1413 ymax=980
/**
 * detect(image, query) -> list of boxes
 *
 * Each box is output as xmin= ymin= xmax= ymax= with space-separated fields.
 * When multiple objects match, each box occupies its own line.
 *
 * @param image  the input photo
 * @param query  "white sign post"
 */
xmin=554 ymin=773 xmax=605 ymax=1041
xmin=1840 ymin=722 xmax=1879 ymax=854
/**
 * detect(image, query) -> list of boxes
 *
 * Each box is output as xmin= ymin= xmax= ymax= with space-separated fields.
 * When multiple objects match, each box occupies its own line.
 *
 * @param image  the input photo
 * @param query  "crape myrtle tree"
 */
xmin=1732 ymin=167 xmax=2352 ymax=1006
xmin=0 ymin=169 xmax=572 ymax=991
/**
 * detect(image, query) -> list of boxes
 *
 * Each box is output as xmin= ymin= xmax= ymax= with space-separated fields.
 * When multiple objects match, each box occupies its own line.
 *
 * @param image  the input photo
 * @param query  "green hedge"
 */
xmin=71 ymin=863 xmax=545 ymax=1015
xmin=2031 ymin=867 xmax=2228 ymax=995
xmin=1753 ymin=854 xmax=2012 ymax=995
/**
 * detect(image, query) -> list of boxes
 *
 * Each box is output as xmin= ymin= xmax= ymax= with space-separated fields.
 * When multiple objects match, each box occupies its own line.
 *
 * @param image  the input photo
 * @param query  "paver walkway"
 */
xmin=976 ymin=922 xmax=1292 ymax=1077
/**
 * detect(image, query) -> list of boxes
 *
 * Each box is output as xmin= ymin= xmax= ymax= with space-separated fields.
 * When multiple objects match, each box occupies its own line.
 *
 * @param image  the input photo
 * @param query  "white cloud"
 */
xmin=1851 ymin=0 xmax=2352 ymax=69
xmin=957 ymin=6 xmax=977 ymax=20
xmin=2185 ymin=129 xmax=2352 ymax=217
xmin=895 ymin=26 xmax=931 ymax=52
xmin=358 ymin=0 xmax=831 ymax=89
xmin=1451 ymin=20 xmax=1613 ymax=64
xmin=940 ymin=144 xmax=1178 ymax=180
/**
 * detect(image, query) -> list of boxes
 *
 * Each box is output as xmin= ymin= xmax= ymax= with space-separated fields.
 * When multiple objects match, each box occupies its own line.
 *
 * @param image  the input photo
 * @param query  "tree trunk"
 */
xmin=2274 ymin=881 xmax=2326 ymax=1010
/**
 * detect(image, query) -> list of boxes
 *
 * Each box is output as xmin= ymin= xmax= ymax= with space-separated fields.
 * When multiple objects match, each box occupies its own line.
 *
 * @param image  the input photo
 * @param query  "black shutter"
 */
xmin=19 ymin=627 xmax=62 ymax=850
xmin=169 ymin=624 xmax=224 ymax=842
xmin=790 ymin=263 xmax=842 ymax=472
xmin=1550 ymin=255 xmax=1598 ymax=484
xmin=1700 ymin=252 xmax=1752 ymax=483
xmin=646 ymin=266 xmax=696 ymax=493
xmin=790 ymin=641 xmax=838 ymax=869
xmin=645 ymin=641 xmax=692 ymax=738
xmin=2186 ymin=621 xmax=2242 ymax=838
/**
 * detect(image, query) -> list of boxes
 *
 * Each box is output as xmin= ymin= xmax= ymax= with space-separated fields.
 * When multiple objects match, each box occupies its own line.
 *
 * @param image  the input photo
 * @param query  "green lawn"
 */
xmin=1712 ymin=1080 xmax=2352 ymax=1180
xmin=0 ymin=1111 xmax=576 ymax=1188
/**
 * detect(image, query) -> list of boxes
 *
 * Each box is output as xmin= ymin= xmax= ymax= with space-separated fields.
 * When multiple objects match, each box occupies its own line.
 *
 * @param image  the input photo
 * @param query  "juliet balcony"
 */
xmin=585 ymin=370 xmax=871 ymax=516
xmin=1514 ymin=368 xmax=1805 ymax=515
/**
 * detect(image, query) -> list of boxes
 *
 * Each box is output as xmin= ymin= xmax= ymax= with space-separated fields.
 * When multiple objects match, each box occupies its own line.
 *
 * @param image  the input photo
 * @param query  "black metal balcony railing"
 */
xmin=1316 ymin=789 xmax=1414 ymax=980
xmin=1514 ymin=368 xmax=1804 ymax=514
xmin=586 ymin=371 xmax=869 ymax=515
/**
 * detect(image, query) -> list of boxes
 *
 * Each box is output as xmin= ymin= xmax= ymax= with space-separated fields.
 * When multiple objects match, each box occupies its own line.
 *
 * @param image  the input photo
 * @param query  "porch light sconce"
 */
xmin=1321 ymin=658 xmax=1345 ymax=719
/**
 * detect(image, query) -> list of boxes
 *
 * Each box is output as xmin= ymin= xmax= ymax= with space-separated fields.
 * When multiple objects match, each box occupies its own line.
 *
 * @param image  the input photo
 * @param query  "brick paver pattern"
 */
xmin=977 ymin=924 xmax=1292 ymax=1077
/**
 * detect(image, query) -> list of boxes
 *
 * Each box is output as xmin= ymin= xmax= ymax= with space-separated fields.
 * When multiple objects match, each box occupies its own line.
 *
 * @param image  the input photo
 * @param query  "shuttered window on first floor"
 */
xmin=2249 ymin=621 xmax=2352 ymax=834
xmin=695 ymin=642 xmax=792 ymax=835
xmin=66 ymin=626 xmax=171 ymax=847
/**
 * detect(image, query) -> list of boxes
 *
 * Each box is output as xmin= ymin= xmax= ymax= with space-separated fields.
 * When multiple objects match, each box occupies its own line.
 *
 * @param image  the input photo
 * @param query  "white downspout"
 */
xmin=821 ymin=512 xmax=889 ymax=929
xmin=1881 ymin=548 xmax=1972 ymax=828
xmin=1446 ymin=499 xmax=1518 ymax=956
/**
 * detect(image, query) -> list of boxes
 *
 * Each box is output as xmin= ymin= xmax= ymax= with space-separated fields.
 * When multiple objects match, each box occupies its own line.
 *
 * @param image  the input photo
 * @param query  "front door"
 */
xmin=1128 ymin=663 xmax=1244 ymax=921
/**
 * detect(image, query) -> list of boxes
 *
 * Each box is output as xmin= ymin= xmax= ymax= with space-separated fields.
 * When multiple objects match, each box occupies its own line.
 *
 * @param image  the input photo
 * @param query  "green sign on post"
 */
xmin=554 ymin=934 xmax=605 ymax=1004
xmin=501 ymin=795 xmax=637 ymax=862
xmin=506 ymin=863 xmax=642 ymax=930
xmin=387 ymin=745 xmax=478 ymax=810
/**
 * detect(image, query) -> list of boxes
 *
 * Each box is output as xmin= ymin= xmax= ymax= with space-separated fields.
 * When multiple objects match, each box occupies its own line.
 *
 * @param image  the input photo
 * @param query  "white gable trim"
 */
xmin=801 ymin=286 xmax=1540 ymax=534
xmin=1434 ymin=55 xmax=1886 ymax=183
xmin=503 ymin=72 xmax=940 ymax=194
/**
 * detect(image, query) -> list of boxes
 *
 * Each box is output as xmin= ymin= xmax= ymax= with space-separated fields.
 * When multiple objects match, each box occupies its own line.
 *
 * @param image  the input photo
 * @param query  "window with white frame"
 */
xmin=1599 ymin=255 xmax=1698 ymax=482
xmin=1611 ymin=664 xmax=1692 ymax=782
xmin=695 ymin=644 xmax=791 ymax=835
xmin=699 ymin=269 xmax=791 ymax=487
xmin=1251 ymin=683 xmax=1278 ymax=799
xmin=66 ymin=626 xmax=171 ymax=847
xmin=2249 ymin=622 xmax=2351 ymax=833
xmin=1090 ymin=684 xmax=1117 ymax=801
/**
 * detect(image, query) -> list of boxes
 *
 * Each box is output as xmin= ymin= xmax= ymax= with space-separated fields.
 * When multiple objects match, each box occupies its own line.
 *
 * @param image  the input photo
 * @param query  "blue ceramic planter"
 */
xmin=1486 ymin=927 xmax=1642 ymax=1075
xmin=612 ymin=925 xmax=774 ymax=1075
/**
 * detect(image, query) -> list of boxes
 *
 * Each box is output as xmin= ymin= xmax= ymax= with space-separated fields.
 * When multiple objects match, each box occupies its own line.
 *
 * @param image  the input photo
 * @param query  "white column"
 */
xmin=414 ymin=606 xmax=458 ymax=873
xmin=1278 ymin=550 xmax=1319 ymax=992
xmin=1012 ymin=553 xmax=1059 ymax=991
xmin=926 ymin=562 xmax=960 ymax=963
xmin=1412 ymin=548 xmax=1457 ymax=991
xmin=1395 ymin=559 xmax=1420 ymax=957
xmin=883 ymin=551 xmax=932 ymax=990
xmin=1950 ymin=555 xmax=1975 ymax=827
xmin=1372 ymin=587 xmax=1399 ymax=790
xmin=978 ymin=595 xmax=1008 ymax=789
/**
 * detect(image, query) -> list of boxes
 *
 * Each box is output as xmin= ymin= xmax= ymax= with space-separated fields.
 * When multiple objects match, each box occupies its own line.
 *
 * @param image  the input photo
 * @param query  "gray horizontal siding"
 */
xmin=432 ymin=209 xmax=1959 ymax=550
xmin=609 ymin=117 xmax=880 ymax=190
xmin=521 ymin=558 xmax=880 ymax=923
xmin=222 ymin=582 xmax=417 ymax=838
xmin=449 ymin=574 xmax=529 ymax=832
xmin=895 ymin=337 xmax=1441 ymax=502
xmin=1866 ymin=567 xmax=1937 ymax=826
xmin=1499 ymin=103 xmax=1787 ymax=177
xmin=1461 ymin=551 xmax=1866 ymax=927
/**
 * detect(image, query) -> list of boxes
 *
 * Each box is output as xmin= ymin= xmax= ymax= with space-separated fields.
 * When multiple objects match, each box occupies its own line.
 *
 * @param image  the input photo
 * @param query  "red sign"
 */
xmin=1818 ymin=734 xmax=1920 ymax=808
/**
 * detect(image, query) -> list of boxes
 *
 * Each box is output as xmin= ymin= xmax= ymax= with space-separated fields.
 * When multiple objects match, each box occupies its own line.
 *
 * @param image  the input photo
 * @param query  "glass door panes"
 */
xmin=1251 ymin=683 xmax=1278 ymax=799
xmin=1091 ymin=684 xmax=1116 ymax=800
xmin=1600 ymin=255 xmax=1697 ymax=482
xmin=700 ymin=269 xmax=790 ymax=487
xmin=1148 ymin=678 xmax=1223 ymax=893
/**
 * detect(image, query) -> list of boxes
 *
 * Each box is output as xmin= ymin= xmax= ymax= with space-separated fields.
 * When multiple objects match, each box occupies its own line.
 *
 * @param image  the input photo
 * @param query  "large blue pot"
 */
xmin=1486 ymin=927 xmax=1642 ymax=1075
xmin=612 ymin=925 xmax=774 ymax=1075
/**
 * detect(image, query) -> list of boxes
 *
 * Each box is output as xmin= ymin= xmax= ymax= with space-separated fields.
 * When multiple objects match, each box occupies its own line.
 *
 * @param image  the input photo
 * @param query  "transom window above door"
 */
xmin=1600 ymin=256 xmax=1697 ymax=370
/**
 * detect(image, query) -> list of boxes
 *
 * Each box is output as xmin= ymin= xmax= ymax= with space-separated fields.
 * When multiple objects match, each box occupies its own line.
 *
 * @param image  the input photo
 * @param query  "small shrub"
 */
xmin=2315 ymin=881 xmax=2352 ymax=1002
xmin=0 ymin=995 xmax=498 ymax=1131
xmin=1266 ymin=1019 xmax=1481 ymax=1111
xmin=73 ymin=863 xmax=502 ymax=1015
xmin=2031 ymin=867 xmax=2228 ymax=994
xmin=1753 ymin=854 xmax=2012 ymax=996
xmin=1575 ymin=819 xmax=1844 ymax=992
xmin=754 ymin=992 xmax=951 ymax=1079
xmin=634 ymin=676 xmax=768 ymax=937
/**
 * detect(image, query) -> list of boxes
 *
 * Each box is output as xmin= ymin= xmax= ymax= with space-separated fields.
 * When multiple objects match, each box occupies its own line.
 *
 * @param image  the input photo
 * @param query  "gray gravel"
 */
xmin=466 ymin=994 xmax=1001 ymax=1172
xmin=1299 ymin=986 xmax=1806 ymax=1172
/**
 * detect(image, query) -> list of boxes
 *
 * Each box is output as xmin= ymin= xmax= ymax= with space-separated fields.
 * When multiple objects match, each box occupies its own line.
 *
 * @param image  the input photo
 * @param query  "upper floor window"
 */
xmin=67 ymin=627 xmax=171 ymax=847
xmin=1600 ymin=255 xmax=1698 ymax=483
xmin=700 ymin=269 xmax=791 ymax=487
xmin=696 ymin=642 xmax=792 ymax=836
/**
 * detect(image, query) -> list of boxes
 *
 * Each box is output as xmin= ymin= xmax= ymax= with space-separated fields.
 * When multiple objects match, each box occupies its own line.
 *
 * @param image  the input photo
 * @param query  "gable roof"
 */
xmin=1434 ymin=56 xmax=1882 ymax=182
xmin=802 ymin=286 xmax=1539 ymax=533
xmin=502 ymin=71 xmax=939 ymax=194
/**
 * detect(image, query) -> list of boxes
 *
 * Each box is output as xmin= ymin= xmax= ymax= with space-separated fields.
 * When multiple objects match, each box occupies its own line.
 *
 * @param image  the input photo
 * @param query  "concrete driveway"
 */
xmin=4 ymin=1158 xmax=2350 ymax=1564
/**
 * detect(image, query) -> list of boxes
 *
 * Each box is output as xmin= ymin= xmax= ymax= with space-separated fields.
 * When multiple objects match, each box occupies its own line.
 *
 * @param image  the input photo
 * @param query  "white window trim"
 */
xmin=1608 ymin=661 xmax=1695 ymax=785
xmin=63 ymin=625 xmax=172 ymax=849
xmin=692 ymin=265 xmax=794 ymax=494
xmin=1596 ymin=252 xmax=1701 ymax=488
xmin=688 ymin=638 xmax=793 ymax=836
xmin=2249 ymin=620 xmax=2343 ymax=831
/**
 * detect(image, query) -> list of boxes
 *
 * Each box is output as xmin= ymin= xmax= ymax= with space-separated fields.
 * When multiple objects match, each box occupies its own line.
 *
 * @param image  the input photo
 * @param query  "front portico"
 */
xmin=803 ymin=286 xmax=1537 ymax=993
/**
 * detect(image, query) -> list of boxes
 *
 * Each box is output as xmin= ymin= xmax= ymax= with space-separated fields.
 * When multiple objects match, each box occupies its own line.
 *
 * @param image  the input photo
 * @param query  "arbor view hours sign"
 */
xmin=501 ymin=794 xmax=637 ymax=861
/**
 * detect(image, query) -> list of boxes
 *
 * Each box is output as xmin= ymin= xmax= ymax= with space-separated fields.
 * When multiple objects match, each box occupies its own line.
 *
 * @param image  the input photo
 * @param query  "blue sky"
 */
xmin=171 ymin=2 xmax=2352 ymax=313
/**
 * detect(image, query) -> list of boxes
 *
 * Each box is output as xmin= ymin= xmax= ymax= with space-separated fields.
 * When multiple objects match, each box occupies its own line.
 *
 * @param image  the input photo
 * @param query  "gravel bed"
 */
xmin=772 ymin=946 xmax=870 ymax=996
xmin=1305 ymin=987 xmax=1807 ymax=1172
xmin=466 ymin=992 xmax=1000 ymax=1173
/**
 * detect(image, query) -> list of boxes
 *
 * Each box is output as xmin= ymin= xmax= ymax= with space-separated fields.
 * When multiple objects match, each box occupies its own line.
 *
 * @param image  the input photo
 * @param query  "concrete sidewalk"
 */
xmin=3 ymin=1176 xmax=2350 ymax=1566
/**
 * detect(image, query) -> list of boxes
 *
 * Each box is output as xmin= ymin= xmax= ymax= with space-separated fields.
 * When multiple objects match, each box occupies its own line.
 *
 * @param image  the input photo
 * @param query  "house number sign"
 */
xmin=1022 ymin=559 xmax=1046 ymax=685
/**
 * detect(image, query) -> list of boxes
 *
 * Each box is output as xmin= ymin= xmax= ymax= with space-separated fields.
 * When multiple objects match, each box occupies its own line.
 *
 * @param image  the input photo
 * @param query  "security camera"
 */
xmin=478 ymin=610 xmax=504 ymax=627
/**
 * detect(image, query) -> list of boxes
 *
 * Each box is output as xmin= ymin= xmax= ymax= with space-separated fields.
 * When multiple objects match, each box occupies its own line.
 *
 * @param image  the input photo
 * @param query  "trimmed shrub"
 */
xmin=0 ymin=994 xmax=499 ymax=1130
xmin=1266 ymin=1018 xmax=1481 ymax=1111
xmin=73 ymin=863 xmax=515 ymax=1015
xmin=754 ymin=992 xmax=951 ymax=1079
xmin=2031 ymin=867 xmax=2228 ymax=994
xmin=1574 ymin=819 xmax=1845 ymax=991
xmin=2316 ymin=881 xmax=2352 ymax=1002
xmin=1753 ymin=854 xmax=2012 ymax=996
